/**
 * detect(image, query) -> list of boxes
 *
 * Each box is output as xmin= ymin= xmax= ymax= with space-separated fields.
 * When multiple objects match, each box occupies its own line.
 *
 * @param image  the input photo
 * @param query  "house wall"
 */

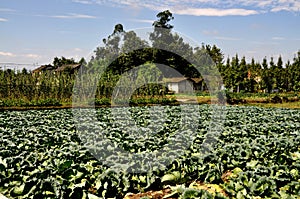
xmin=167 ymin=82 xmax=179 ymax=93
xmin=167 ymin=80 xmax=194 ymax=93
xmin=178 ymin=80 xmax=193 ymax=93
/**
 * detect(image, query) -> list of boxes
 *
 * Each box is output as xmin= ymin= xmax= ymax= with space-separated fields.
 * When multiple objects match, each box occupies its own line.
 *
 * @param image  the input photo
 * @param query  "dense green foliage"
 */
xmin=0 ymin=105 xmax=299 ymax=198
xmin=0 ymin=69 xmax=75 ymax=106
xmin=0 ymin=10 xmax=299 ymax=107
xmin=217 ymin=53 xmax=300 ymax=93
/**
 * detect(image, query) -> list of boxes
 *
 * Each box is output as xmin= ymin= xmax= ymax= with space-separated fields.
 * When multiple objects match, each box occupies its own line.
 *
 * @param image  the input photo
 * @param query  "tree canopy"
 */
xmin=90 ymin=10 xmax=300 ymax=93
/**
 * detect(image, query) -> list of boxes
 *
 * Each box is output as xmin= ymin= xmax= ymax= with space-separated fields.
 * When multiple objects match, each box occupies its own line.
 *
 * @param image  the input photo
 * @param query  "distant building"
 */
xmin=163 ymin=77 xmax=205 ymax=93
xmin=32 ymin=64 xmax=55 ymax=74
xmin=32 ymin=64 xmax=82 ymax=74
xmin=191 ymin=78 xmax=205 ymax=91
xmin=55 ymin=64 xmax=82 ymax=74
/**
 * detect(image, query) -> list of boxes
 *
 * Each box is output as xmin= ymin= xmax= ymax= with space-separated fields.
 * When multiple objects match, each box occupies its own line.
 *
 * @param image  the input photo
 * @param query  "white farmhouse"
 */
xmin=163 ymin=77 xmax=194 ymax=94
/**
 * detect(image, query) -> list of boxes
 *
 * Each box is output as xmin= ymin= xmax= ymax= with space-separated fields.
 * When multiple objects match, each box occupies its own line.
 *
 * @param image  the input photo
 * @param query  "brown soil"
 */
xmin=124 ymin=187 xmax=175 ymax=199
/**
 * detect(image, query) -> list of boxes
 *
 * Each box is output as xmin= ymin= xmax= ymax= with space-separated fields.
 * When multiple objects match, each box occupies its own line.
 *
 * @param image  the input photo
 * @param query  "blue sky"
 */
xmin=0 ymin=0 xmax=299 ymax=70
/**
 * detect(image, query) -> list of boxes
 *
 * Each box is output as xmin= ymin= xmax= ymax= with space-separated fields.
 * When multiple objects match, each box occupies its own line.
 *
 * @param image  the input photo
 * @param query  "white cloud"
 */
xmin=271 ymin=0 xmax=300 ymax=12
xmin=0 ymin=51 xmax=41 ymax=61
xmin=129 ymin=19 xmax=154 ymax=23
xmin=51 ymin=13 xmax=97 ymax=19
xmin=72 ymin=0 xmax=93 ymax=4
xmin=172 ymin=8 xmax=258 ymax=16
xmin=76 ymin=0 xmax=300 ymax=15
xmin=0 ymin=51 xmax=15 ymax=57
xmin=0 ymin=8 xmax=16 ymax=12
xmin=0 ymin=18 xmax=8 ymax=22
xmin=272 ymin=36 xmax=285 ymax=40
xmin=24 ymin=54 xmax=40 ymax=58
xmin=73 ymin=48 xmax=83 ymax=52
xmin=0 ymin=8 xmax=15 ymax=22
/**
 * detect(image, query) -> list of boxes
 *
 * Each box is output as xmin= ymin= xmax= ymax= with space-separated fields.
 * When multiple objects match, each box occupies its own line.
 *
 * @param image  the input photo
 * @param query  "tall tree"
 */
xmin=94 ymin=24 xmax=125 ymax=61
xmin=275 ymin=56 xmax=284 ymax=91
xmin=113 ymin=24 xmax=124 ymax=35
xmin=238 ymin=56 xmax=248 ymax=92
xmin=290 ymin=51 xmax=300 ymax=91
xmin=230 ymin=54 xmax=240 ymax=92
xmin=150 ymin=10 xmax=174 ymax=45
xmin=205 ymin=44 xmax=224 ymax=66
xmin=149 ymin=10 xmax=196 ymax=77
xmin=152 ymin=10 xmax=174 ymax=30
xmin=261 ymin=57 xmax=273 ymax=93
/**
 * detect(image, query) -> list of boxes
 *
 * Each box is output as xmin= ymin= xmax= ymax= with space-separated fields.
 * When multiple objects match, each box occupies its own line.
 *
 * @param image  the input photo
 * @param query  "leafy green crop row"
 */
xmin=0 ymin=105 xmax=299 ymax=198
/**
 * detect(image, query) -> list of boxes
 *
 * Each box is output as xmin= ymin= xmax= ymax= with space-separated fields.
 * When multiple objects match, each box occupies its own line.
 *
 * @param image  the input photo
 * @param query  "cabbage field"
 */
xmin=0 ymin=105 xmax=299 ymax=199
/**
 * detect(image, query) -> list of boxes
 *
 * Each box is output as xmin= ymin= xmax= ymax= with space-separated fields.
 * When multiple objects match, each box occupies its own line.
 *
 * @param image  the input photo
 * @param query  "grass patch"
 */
xmin=1 ymin=92 xmax=299 ymax=109
xmin=245 ymin=101 xmax=300 ymax=109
